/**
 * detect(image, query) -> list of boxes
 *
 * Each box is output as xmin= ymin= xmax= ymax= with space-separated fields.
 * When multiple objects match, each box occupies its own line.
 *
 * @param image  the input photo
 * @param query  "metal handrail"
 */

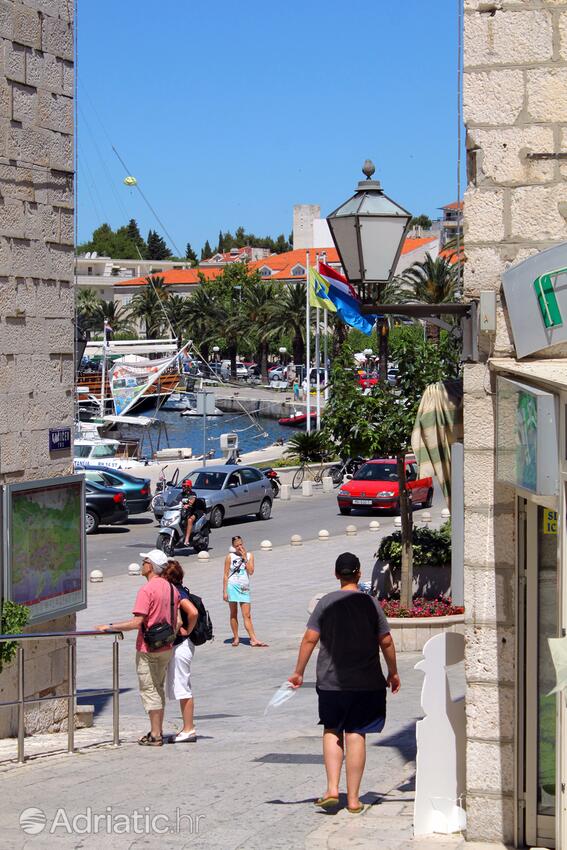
xmin=0 ymin=630 xmax=124 ymax=764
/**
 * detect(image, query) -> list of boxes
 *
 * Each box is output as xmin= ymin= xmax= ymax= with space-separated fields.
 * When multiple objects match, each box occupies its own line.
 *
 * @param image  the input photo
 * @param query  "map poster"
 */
xmin=3 ymin=475 xmax=86 ymax=624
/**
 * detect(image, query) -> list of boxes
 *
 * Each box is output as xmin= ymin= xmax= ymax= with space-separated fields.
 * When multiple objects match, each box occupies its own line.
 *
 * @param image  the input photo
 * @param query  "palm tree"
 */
xmin=129 ymin=275 xmax=170 ymax=339
xmin=76 ymin=287 xmax=102 ymax=334
xmin=182 ymin=285 xmax=222 ymax=362
xmin=244 ymin=281 xmax=279 ymax=380
xmin=163 ymin=294 xmax=190 ymax=344
xmin=270 ymin=283 xmax=308 ymax=366
xmin=396 ymin=253 xmax=460 ymax=342
xmin=91 ymin=299 xmax=133 ymax=336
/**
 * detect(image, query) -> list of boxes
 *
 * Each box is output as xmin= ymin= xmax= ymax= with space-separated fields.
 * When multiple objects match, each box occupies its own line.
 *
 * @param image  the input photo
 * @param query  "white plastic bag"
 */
xmin=264 ymin=681 xmax=298 ymax=715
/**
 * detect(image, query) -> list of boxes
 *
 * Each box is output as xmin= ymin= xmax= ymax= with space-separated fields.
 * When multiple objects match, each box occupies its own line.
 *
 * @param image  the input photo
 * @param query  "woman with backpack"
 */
xmin=162 ymin=560 xmax=200 ymax=743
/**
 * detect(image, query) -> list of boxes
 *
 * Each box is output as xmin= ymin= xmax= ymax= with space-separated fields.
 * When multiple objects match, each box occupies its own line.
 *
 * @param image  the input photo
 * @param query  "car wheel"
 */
xmin=85 ymin=509 xmax=99 ymax=535
xmin=209 ymin=506 xmax=224 ymax=529
xmin=339 ymin=507 xmax=351 ymax=516
xmin=424 ymin=488 xmax=434 ymax=508
xmin=257 ymin=498 xmax=272 ymax=521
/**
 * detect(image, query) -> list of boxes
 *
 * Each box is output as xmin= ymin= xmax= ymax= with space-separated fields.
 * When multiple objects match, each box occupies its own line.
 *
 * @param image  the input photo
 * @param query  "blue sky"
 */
xmin=77 ymin=0 xmax=462 ymax=255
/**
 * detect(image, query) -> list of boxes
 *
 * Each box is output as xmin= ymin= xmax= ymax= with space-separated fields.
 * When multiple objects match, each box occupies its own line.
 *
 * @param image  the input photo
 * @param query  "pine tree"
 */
xmin=218 ymin=230 xmax=224 ymax=254
xmin=201 ymin=240 xmax=212 ymax=260
xmin=147 ymin=229 xmax=170 ymax=260
xmin=185 ymin=242 xmax=198 ymax=265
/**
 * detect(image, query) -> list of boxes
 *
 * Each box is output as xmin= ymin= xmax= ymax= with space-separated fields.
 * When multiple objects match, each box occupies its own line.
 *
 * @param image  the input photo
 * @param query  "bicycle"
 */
xmin=328 ymin=456 xmax=366 ymax=488
xmin=291 ymin=458 xmax=328 ymax=489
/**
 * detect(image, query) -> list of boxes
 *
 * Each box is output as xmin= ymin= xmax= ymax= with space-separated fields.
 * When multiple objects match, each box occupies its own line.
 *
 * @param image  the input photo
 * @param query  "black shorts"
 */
xmin=316 ymin=687 xmax=386 ymax=734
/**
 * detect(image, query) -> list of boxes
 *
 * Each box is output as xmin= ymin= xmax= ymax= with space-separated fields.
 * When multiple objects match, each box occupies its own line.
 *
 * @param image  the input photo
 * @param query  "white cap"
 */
xmin=139 ymin=549 xmax=169 ymax=573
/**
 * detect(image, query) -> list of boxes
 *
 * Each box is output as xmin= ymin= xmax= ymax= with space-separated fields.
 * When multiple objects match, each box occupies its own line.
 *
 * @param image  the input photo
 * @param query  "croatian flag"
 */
xmin=318 ymin=261 xmax=377 ymax=335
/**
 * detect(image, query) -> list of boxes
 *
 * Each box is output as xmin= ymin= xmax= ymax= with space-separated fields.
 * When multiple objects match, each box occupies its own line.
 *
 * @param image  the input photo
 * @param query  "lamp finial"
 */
xmin=362 ymin=159 xmax=375 ymax=180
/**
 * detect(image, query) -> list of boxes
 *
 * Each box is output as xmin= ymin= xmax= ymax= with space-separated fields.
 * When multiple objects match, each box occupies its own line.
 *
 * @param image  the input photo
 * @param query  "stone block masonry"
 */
xmin=463 ymin=1 xmax=567 ymax=844
xmin=0 ymin=0 xmax=75 ymax=739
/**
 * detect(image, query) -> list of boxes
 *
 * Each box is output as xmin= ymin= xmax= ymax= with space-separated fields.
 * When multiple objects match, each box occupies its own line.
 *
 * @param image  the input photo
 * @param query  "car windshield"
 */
xmin=353 ymin=463 xmax=398 ymax=482
xmin=191 ymin=471 xmax=227 ymax=490
xmin=74 ymin=445 xmax=91 ymax=458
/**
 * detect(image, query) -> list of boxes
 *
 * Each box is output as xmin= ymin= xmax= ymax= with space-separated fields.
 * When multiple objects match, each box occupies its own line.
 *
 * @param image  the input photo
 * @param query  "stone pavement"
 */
xmin=0 ymin=527 xmax=475 ymax=850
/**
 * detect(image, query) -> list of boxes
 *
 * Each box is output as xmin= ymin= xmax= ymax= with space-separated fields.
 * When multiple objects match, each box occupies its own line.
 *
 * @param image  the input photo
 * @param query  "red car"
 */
xmin=357 ymin=370 xmax=378 ymax=389
xmin=336 ymin=457 xmax=433 ymax=515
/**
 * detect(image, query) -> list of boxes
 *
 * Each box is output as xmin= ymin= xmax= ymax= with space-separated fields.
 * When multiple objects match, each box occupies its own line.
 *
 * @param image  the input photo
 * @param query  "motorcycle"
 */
xmin=263 ymin=467 xmax=281 ymax=498
xmin=156 ymin=499 xmax=211 ymax=557
xmin=329 ymin=456 xmax=365 ymax=487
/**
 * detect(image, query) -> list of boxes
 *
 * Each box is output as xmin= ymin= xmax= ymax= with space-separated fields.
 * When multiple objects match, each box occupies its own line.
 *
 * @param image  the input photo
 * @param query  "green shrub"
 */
xmin=0 ymin=601 xmax=29 ymax=671
xmin=377 ymin=521 xmax=451 ymax=569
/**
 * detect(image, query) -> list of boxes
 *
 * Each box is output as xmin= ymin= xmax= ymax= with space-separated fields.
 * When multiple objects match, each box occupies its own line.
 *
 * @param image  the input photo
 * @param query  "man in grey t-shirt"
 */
xmin=289 ymin=552 xmax=400 ymax=813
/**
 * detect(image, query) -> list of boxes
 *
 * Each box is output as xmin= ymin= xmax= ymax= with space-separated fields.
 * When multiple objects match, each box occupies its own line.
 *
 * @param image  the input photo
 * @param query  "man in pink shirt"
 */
xmin=97 ymin=549 xmax=180 ymax=746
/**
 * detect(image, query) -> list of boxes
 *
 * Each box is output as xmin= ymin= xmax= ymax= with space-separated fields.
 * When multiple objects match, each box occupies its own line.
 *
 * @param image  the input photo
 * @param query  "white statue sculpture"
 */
xmin=414 ymin=631 xmax=466 ymax=836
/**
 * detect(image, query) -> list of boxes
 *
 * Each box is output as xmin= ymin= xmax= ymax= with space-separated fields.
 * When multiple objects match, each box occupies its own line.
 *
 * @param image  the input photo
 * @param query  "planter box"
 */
xmin=389 ymin=614 xmax=465 ymax=652
xmin=372 ymin=560 xmax=452 ymax=600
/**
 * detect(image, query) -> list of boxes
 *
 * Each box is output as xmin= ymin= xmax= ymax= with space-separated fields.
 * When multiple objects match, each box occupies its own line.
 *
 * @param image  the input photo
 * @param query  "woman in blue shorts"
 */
xmin=223 ymin=535 xmax=268 ymax=648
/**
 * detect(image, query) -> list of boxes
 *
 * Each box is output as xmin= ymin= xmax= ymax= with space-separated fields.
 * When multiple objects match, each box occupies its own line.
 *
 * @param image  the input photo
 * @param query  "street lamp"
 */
xmin=279 ymin=346 xmax=287 ymax=366
xmin=212 ymin=345 xmax=220 ymax=363
xmin=326 ymin=160 xmax=412 ymax=303
xmin=363 ymin=348 xmax=373 ymax=357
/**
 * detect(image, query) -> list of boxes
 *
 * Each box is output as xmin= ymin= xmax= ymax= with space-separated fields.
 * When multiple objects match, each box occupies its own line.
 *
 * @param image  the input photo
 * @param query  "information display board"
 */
xmin=2 ymin=475 xmax=86 ymax=624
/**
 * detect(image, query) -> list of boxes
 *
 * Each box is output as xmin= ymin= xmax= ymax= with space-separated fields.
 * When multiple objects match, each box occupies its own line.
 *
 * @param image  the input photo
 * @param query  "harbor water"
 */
xmin=151 ymin=408 xmax=291 ymax=459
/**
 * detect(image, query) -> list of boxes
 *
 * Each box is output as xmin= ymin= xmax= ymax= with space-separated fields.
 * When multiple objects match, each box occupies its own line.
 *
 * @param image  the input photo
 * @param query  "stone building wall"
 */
xmin=463 ymin=0 xmax=567 ymax=842
xmin=0 ymin=0 xmax=74 ymax=737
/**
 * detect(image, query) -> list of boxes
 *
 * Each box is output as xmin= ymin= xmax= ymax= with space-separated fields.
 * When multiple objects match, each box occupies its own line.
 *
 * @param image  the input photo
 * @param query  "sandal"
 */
xmin=314 ymin=796 xmax=339 ymax=809
xmin=346 ymin=804 xmax=365 ymax=814
xmin=138 ymin=732 xmax=163 ymax=747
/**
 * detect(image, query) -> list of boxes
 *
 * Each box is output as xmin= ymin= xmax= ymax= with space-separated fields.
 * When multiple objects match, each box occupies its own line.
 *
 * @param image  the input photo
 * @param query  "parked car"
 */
xmin=82 ymin=466 xmax=152 ymax=514
xmin=357 ymin=370 xmax=378 ymax=390
xmin=182 ymin=465 xmax=273 ymax=528
xmin=220 ymin=362 xmax=249 ymax=380
xmin=336 ymin=457 xmax=433 ymax=515
xmin=85 ymin=480 xmax=129 ymax=534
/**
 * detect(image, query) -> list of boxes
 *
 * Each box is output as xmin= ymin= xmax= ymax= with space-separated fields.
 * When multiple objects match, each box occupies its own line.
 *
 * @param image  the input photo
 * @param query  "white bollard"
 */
xmin=260 ymin=539 xmax=272 ymax=551
xmin=90 ymin=569 xmax=103 ymax=583
xmin=318 ymin=529 xmax=330 ymax=540
xmin=441 ymin=507 xmax=451 ymax=519
xmin=420 ymin=511 xmax=432 ymax=525
xmin=280 ymin=483 xmax=291 ymax=501
xmin=302 ymin=480 xmax=313 ymax=497
xmin=322 ymin=475 xmax=333 ymax=493
xmin=128 ymin=562 xmax=141 ymax=576
xmin=345 ymin=525 xmax=357 ymax=536
xmin=290 ymin=534 xmax=303 ymax=546
xmin=394 ymin=516 xmax=402 ymax=529
xmin=197 ymin=550 xmax=210 ymax=561
xmin=369 ymin=520 xmax=380 ymax=532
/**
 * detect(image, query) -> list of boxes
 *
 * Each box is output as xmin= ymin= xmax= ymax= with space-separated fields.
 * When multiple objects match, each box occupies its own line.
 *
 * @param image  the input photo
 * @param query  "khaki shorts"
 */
xmin=136 ymin=650 xmax=172 ymax=712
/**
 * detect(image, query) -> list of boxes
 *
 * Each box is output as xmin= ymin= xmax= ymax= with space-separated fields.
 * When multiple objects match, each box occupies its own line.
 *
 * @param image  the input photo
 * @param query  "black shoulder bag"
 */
xmin=143 ymin=583 xmax=175 ymax=651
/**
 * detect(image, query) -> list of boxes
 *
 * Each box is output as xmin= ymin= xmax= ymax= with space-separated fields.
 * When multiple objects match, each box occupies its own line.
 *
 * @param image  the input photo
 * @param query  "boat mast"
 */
xmin=100 ymin=319 xmax=109 ymax=418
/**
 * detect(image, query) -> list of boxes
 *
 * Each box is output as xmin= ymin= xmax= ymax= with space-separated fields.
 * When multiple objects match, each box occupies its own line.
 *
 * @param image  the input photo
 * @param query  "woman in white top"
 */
xmin=223 ymin=535 xmax=268 ymax=647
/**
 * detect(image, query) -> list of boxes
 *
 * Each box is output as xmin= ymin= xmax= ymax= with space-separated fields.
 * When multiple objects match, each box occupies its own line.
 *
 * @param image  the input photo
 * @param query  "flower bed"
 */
xmin=380 ymin=597 xmax=464 ymax=618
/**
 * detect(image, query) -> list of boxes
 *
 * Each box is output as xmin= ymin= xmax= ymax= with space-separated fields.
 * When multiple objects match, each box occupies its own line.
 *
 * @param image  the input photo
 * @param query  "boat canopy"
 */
xmin=84 ymin=338 xmax=179 ymax=357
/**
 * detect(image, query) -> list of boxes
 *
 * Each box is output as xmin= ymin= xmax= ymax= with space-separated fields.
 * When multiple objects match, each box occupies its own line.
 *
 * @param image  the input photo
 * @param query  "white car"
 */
xmin=220 ymin=362 xmax=249 ymax=379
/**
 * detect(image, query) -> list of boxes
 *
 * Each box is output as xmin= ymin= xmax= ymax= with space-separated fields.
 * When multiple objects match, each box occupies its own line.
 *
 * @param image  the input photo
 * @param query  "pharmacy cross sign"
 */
xmin=502 ymin=242 xmax=567 ymax=358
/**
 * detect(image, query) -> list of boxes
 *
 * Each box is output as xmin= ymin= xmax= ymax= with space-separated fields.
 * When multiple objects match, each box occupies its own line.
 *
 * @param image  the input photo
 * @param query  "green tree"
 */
xmin=410 ymin=214 xmax=432 ymax=230
xmin=126 ymin=219 xmax=147 ymax=257
xmin=181 ymin=283 xmax=220 ymax=362
xmin=146 ymin=230 xmax=170 ymax=261
xmin=129 ymin=275 xmax=170 ymax=338
xmin=209 ymin=263 xmax=260 ymax=377
xmin=244 ymin=280 xmax=279 ymax=380
xmin=323 ymin=337 xmax=460 ymax=607
xmin=76 ymin=287 xmax=102 ymax=334
xmin=77 ymin=222 xmax=141 ymax=259
xmin=201 ymin=240 xmax=213 ymax=260
xmin=185 ymin=242 xmax=198 ymax=266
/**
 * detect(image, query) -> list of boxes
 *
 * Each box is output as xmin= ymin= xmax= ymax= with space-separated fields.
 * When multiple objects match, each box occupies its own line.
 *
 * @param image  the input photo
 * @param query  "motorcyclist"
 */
xmin=181 ymin=481 xmax=205 ymax=547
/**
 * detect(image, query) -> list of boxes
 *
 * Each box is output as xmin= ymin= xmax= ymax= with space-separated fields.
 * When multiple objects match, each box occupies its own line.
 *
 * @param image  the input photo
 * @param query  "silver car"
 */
xmin=184 ymin=465 xmax=273 ymax=528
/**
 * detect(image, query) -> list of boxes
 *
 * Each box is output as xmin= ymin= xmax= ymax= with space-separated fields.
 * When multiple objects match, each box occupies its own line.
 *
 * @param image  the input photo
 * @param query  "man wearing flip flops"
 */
xmin=96 ymin=549 xmax=180 ymax=747
xmin=288 ymin=552 xmax=401 ymax=813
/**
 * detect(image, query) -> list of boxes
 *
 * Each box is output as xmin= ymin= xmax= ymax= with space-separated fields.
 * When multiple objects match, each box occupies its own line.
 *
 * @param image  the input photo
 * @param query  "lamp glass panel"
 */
xmin=358 ymin=194 xmax=409 ymax=216
xmin=359 ymin=217 xmax=407 ymax=282
xmin=328 ymin=216 xmax=361 ymax=280
xmin=331 ymin=196 xmax=362 ymax=217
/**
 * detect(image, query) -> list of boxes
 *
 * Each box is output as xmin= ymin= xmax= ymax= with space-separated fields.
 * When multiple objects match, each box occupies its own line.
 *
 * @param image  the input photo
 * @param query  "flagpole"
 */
xmin=100 ymin=320 xmax=108 ymax=418
xmin=315 ymin=253 xmax=321 ymax=430
xmin=320 ymin=252 xmax=329 ymax=402
xmin=305 ymin=251 xmax=311 ymax=433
